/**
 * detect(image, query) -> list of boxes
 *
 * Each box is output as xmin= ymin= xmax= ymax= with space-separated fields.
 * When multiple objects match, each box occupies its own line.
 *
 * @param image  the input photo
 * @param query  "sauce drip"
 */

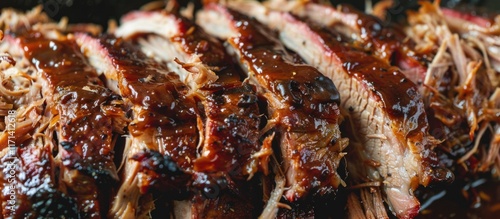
xmin=98 ymin=35 xmax=199 ymax=170
xmin=17 ymin=31 xmax=119 ymax=181
xmin=169 ymin=14 xmax=263 ymax=179
xmin=222 ymin=7 xmax=345 ymax=200
xmin=227 ymin=8 xmax=341 ymax=123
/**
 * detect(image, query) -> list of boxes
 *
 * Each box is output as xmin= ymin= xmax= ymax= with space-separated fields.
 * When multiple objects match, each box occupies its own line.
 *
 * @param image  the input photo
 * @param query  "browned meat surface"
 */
xmin=266 ymin=0 xmax=429 ymax=85
xmin=115 ymin=9 xmax=267 ymax=218
xmin=115 ymin=9 xmax=266 ymax=181
xmin=1 ymin=133 xmax=80 ymax=219
xmin=1 ymin=2 xmax=499 ymax=219
xmin=75 ymin=33 xmax=200 ymax=218
xmin=223 ymin=1 xmax=453 ymax=218
xmin=197 ymin=4 xmax=347 ymax=204
xmin=266 ymin=1 xmax=496 ymax=190
xmin=0 ymin=41 xmax=80 ymax=218
xmin=3 ymin=30 xmax=126 ymax=218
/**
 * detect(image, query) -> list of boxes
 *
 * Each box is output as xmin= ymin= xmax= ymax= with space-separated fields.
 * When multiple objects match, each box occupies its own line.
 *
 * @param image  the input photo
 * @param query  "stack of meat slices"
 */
xmin=0 ymin=0 xmax=498 ymax=218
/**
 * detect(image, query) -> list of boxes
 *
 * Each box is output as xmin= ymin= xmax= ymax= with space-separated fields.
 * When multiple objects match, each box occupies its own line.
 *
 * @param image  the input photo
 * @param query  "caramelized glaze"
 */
xmin=97 ymin=35 xmax=199 ymax=171
xmin=16 ymin=31 xmax=124 ymax=218
xmin=338 ymin=4 xmax=429 ymax=82
xmin=1 ymin=142 xmax=80 ymax=218
xmin=301 ymin=18 xmax=450 ymax=184
xmin=227 ymin=8 xmax=340 ymax=115
xmin=18 ymin=32 xmax=118 ymax=178
xmin=221 ymin=7 xmax=344 ymax=200
xmin=169 ymin=14 xmax=263 ymax=179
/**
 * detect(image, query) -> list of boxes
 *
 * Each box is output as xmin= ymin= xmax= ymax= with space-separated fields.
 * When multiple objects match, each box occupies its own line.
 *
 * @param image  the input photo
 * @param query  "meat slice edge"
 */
xmin=8 ymin=30 xmax=127 ymax=218
xmin=224 ymin=1 xmax=453 ymax=218
xmin=115 ymin=9 xmax=268 ymax=218
xmin=115 ymin=9 xmax=266 ymax=181
xmin=75 ymin=34 xmax=199 ymax=219
xmin=0 ymin=42 xmax=80 ymax=218
xmin=197 ymin=4 xmax=347 ymax=202
xmin=266 ymin=0 xmax=428 ymax=85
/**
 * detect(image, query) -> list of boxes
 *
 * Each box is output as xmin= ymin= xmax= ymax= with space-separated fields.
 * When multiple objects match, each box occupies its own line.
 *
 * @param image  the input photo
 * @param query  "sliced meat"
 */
xmin=115 ymin=9 xmax=266 ymax=181
xmin=115 ymin=9 xmax=266 ymax=218
xmin=266 ymin=0 xmax=429 ymax=84
xmin=10 ymin=31 xmax=127 ymax=218
xmin=197 ymin=4 xmax=347 ymax=202
xmin=116 ymin=10 xmax=218 ymax=93
xmin=441 ymin=7 xmax=500 ymax=34
xmin=1 ymin=122 xmax=80 ymax=219
xmin=75 ymin=34 xmax=199 ymax=218
xmin=224 ymin=2 xmax=453 ymax=218
xmin=0 ymin=45 xmax=79 ymax=218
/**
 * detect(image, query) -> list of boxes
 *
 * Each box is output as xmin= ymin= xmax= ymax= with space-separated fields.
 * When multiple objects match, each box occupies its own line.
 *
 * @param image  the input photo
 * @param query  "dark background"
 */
xmin=0 ymin=0 xmax=498 ymax=30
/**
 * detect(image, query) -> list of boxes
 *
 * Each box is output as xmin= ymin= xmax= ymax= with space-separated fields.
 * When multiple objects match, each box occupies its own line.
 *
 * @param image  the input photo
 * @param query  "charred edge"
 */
xmin=30 ymin=188 xmax=80 ymax=219
xmin=131 ymin=150 xmax=192 ymax=199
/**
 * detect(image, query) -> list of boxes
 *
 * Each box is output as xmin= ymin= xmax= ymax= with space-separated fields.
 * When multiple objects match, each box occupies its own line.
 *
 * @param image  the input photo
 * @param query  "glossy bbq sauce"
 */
xmin=97 ymin=35 xmax=199 ymax=171
xmin=16 ymin=31 xmax=121 ymax=218
xmin=338 ymin=4 xmax=430 ymax=82
xmin=221 ymin=7 xmax=346 ymax=201
xmin=315 ymin=18 xmax=415 ymax=104
xmin=299 ymin=10 xmax=494 ymax=218
xmin=226 ymin=8 xmax=341 ymax=117
xmin=17 ymin=31 xmax=120 ymax=177
xmin=170 ymin=14 xmax=263 ymax=179
xmin=301 ymin=17 xmax=454 ymax=184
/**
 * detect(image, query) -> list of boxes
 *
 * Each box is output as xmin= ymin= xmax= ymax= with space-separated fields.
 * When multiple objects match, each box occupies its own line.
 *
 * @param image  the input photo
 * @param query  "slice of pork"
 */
xmin=115 ymin=9 xmax=267 ymax=218
xmin=76 ymin=34 xmax=199 ymax=218
xmin=115 ymin=9 xmax=266 ymax=182
xmin=8 ymin=30 xmax=127 ymax=218
xmin=265 ymin=0 xmax=428 ymax=85
xmin=197 ymin=4 xmax=348 ymax=204
xmin=0 ymin=39 xmax=80 ymax=218
xmin=224 ymin=1 xmax=453 ymax=218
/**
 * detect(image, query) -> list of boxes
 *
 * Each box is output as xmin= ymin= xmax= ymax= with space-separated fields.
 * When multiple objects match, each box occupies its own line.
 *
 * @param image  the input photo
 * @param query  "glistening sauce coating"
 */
xmin=17 ymin=31 xmax=124 ymax=218
xmin=337 ymin=4 xmax=430 ymax=81
xmin=300 ymin=18 xmax=451 ymax=184
xmin=219 ymin=7 xmax=345 ymax=200
xmin=169 ymin=14 xmax=263 ymax=179
xmin=97 ymin=35 xmax=198 ymax=171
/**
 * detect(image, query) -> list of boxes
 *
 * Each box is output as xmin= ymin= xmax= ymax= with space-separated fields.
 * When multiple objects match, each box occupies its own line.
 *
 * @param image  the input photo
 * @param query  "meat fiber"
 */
xmin=76 ymin=34 xmax=200 ymax=218
xmin=115 ymin=8 xmax=267 ymax=182
xmin=223 ymin=1 xmax=453 ymax=218
xmin=197 ymin=3 xmax=348 ymax=204
xmin=8 ymin=30 xmax=127 ymax=218
xmin=0 ymin=36 xmax=80 ymax=218
xmin=0 ymin=6 xmax=50 ymax=33
xmin=1 ymin=2 xmax=499 ymax=219
xmin=265 ymin=0 xmax=429 ymax=85
xmin=405 ymin=2 xmax=498 ymax=179
xmin=115 ymin=8 xmax=267 ymax=218
xmin=0 ymin=110 xmax=80 ymax=218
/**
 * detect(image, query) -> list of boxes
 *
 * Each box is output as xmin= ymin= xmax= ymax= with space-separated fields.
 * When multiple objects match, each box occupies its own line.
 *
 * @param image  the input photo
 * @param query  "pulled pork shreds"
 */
xmin=0 ymin=26 xmax=81 ymax=218
xmin=406 ymin=1 xmax=499 ymax=177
